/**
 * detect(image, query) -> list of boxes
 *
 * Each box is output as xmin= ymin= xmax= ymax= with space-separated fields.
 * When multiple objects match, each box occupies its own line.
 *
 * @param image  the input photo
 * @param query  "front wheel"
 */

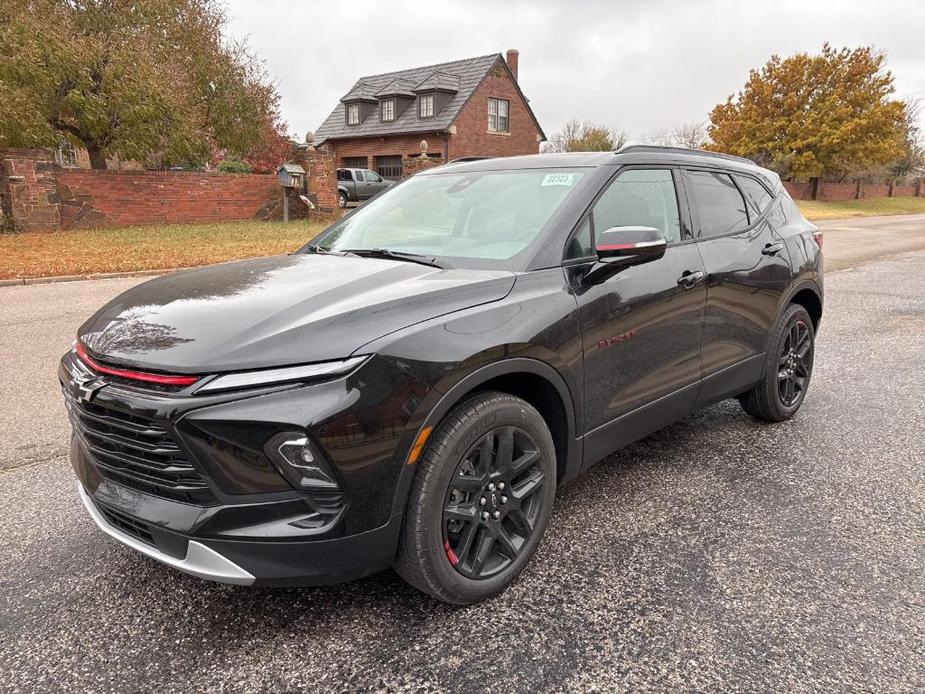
xmin=395 ymin=392 xmax=557 ymax=604
xmin=738 ymin=303 xmax=815 ymax=421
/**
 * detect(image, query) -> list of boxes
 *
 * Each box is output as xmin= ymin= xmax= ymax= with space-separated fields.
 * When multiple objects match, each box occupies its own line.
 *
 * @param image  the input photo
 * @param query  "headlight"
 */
xmin=194 ymin=356 xmax=367 ymax=394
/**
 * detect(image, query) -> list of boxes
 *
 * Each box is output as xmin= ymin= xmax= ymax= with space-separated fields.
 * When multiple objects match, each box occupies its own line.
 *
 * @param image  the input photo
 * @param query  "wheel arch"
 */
xmin=391 ymin=358 xmax=582 ymax=520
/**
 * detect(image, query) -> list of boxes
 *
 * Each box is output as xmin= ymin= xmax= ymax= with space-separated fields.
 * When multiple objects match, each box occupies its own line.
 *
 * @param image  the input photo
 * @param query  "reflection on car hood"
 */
xmin=79 ymin=254 xmax=516 ymax=373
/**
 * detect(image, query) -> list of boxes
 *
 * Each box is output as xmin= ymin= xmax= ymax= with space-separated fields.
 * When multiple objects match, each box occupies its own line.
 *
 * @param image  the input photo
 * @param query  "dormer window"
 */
xmin=419 ymin=94 xmax=434 ymax=119
xmin=380 ymin=99 xmax=395 ymax=122
xmin=347 ymin=103 xmax=360 ymax=126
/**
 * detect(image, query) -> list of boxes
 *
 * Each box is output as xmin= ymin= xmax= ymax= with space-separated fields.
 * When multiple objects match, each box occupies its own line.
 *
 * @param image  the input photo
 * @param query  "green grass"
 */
xmin=0 ymin=220 xmax=328 ymax=280
xmin=797 ymin=196 xmax=925 ymax=221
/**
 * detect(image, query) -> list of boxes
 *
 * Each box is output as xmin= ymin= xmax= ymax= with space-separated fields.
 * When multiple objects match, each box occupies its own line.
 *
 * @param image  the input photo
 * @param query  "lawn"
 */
xmin=797 ymin=196 xmax=925 ymax=220
xmin=0 ymin=220 xmax=328 ymax=280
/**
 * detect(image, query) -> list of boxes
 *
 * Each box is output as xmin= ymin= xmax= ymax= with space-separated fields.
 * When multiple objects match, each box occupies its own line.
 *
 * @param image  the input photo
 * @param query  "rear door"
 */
xmin=571 ymin=167 xmax=707 ymax=466
xmin=682 ymin=169 xmax=793 ymax=403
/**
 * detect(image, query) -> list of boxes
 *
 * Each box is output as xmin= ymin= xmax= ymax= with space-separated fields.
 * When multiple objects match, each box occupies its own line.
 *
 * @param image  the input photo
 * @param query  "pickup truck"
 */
xmin=336 ymin=168 xmax=395 ymax=208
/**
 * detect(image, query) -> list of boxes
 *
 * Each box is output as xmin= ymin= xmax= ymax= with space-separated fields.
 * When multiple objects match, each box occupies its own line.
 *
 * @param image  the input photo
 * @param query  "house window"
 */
xmin=380 ymin=99 xmax=395 ymax=122
xmin=347 ymin=103 xmax=360 ymax=125
xmin=376 ymin=155 xmax=403 ymax=180
xmin=419 ymin=94 xmax=434 ymax=118
xmin=488 ymin=98 xmax=509 ymax=133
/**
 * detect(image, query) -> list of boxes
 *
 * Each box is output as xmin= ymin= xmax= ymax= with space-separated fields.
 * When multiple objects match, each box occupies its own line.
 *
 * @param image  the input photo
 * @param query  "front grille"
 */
xmin=63 ymin=387 xmax=214 ymax=504
xmin=98 ymin=503 xmax=156 ymax=546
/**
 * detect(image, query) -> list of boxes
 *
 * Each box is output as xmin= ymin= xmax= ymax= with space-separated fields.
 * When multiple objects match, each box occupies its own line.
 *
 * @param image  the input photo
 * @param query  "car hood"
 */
xmin=78 ymin=254 xmax=516 ymax=373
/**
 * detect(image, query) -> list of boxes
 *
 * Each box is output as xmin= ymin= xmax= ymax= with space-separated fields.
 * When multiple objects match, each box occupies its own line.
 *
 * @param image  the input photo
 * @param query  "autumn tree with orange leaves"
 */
xmin=708 ymin=44 xmax=907 ymax=180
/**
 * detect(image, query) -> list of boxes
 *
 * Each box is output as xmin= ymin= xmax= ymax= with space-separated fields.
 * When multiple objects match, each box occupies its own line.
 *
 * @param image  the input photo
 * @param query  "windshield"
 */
xmin=304 ymin=169 xmax=587 ymax=269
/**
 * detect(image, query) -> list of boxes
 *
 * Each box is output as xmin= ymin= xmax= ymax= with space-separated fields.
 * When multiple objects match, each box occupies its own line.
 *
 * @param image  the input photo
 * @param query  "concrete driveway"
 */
xmin=1 ymin=216 xmax=923 ymax=692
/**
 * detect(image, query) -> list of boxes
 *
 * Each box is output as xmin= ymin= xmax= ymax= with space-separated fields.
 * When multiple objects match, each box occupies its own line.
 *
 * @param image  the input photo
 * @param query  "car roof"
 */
xmin=431 ymin=146 xmax=779 ymax=187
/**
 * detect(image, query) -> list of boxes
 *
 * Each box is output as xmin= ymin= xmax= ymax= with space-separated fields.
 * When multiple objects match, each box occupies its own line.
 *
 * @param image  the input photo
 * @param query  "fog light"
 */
xmin=267 ymin=433 xmax=338 ymax=491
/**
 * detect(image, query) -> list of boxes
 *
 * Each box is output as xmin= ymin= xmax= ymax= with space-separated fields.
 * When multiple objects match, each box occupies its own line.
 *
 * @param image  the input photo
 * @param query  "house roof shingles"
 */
xmin=315 ymin=53 xmax=501 ymax=144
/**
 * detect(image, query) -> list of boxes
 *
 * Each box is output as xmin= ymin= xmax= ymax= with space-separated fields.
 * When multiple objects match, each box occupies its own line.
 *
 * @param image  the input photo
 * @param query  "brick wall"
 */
xmin=0 ymin=147 xmax=341 ymax=232
xmin=447 ymin=58 xmax=542 ymax=160
xmin=57 ymin=169 xmax=279 ymax=229
xmin=0 ymin=148 xmax=62 ymax=231
xmin=784 ymin=179 xmax=925 ymax=201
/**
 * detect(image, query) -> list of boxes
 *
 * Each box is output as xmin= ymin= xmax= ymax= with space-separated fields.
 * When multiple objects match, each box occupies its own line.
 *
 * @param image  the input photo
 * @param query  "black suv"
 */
xmin=62 ymin=146 xmax=822 ymax=604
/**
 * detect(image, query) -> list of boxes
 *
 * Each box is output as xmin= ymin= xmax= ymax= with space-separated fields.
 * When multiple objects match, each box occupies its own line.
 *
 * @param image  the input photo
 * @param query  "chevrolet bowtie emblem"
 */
xmin=75 ymin=375 xmax=105 ymax=404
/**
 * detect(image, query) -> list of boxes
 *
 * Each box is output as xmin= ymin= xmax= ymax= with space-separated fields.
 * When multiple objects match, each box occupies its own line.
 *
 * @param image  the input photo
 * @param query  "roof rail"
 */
xmin=616 ymin=145 xmax=756 ymax=167
xmin=447 ymin=156 xmax=491 ymax=164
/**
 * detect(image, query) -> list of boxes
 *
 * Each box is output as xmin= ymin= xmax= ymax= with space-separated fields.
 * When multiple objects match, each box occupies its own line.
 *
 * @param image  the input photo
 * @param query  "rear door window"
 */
xmin=734 ymin=175 xmax=773 ymax=216
xmin=687 ymin=171 xmax=749 ymax=237
xmin=354 ymin=170 xmax=366 ymax=183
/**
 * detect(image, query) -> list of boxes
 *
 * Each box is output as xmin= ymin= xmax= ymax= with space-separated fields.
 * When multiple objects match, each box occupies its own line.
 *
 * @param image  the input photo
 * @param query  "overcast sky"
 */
xmin=224 ymin=0 xmax=925 ymax=143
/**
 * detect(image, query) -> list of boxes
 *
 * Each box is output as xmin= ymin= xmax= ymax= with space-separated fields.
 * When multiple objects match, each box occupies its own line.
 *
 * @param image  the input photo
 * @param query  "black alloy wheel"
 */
xmin=394 ymin=392 xmax=557 ymax=604
xmin=778 ymin=319 xmax=812 ymax=407
xmin=738 ymin=303 xmax=815 ymax=422
xmin=442 ymin=426 xmax=545 ymax=579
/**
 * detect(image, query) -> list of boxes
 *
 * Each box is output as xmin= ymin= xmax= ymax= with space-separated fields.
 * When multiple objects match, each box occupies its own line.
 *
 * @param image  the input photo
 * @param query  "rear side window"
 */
xmin=591 ymin=169 xmax=682 ymax=243
xmin=687 ymin=171 xmax=749 ymax=237
xmin=354 ymin=170 xmax=366 ymax=182
xmin=337 ymin=170 xmax=350 ymax=181
xmin=735 ymin=175 xmax=773 ymax=215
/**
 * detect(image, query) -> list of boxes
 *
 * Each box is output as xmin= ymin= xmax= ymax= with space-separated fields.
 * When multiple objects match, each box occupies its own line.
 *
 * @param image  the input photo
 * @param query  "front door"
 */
xmin=682 ymin=169 xmax=794 ymax=403
xmin=572 ymin=168 xmax=707 ymax=466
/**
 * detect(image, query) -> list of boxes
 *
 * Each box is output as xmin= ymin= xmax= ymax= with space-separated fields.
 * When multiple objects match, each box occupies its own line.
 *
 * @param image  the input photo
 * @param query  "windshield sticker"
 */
xmin=541 ymin=173 xmax=576 ymax=187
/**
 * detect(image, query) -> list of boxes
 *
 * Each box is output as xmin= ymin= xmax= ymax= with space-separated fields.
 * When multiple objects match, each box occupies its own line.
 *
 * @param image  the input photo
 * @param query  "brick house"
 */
xmin=313 ymin=50 xmax=545 ymax=178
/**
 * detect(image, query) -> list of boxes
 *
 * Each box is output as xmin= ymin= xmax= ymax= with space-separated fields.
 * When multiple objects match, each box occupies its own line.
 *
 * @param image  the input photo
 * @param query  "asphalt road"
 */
xmin=1 ymin=219 xmax=923 ymax=692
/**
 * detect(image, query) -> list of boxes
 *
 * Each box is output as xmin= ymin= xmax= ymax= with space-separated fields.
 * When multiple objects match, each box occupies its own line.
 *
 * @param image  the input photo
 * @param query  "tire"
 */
xmin=395 ymin=391 xmax=557 ymax=604
xmin=738 ymin=303 xmax=815 ymax=422
xmin=338 ymin=191 xmax=347 ymax=208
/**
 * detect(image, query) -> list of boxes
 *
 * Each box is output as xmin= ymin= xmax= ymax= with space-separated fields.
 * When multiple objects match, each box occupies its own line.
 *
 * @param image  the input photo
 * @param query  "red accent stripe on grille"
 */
xmin=75 ymin=343 xmax=200 ymax=387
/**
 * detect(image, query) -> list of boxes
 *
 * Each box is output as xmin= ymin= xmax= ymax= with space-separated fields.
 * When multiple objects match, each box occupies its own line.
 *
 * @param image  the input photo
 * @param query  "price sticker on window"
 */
xmin=541 ymin=173 xmax=576 ymax=187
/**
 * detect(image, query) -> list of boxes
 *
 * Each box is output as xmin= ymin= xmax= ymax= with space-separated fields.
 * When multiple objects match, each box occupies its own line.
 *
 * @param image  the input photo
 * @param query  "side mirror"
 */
xmin=583 ymin=226 xmax=668 ymax=285
xmin=596 ymin=226 xmax=667 ymax=261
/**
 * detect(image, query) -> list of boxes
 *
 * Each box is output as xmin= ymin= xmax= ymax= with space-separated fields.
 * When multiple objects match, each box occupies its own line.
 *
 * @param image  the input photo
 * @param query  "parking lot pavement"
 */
xmin=1 ymin=244 xmax=924 ymax=692
xmin=815 ymin=212 xmax=925 ymax=271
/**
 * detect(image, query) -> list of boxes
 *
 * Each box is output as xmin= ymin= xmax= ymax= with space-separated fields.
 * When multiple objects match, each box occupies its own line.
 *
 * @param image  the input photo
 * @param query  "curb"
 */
xmin=0 ymin=268 xmax=180 ymax=288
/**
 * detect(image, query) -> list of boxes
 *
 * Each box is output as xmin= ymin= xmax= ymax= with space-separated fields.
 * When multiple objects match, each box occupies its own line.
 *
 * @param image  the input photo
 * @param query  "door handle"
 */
xmin=677 ymin=270 xmax=705 ymax=288
xmin=762 ymin=242 xmax=784 ymax=256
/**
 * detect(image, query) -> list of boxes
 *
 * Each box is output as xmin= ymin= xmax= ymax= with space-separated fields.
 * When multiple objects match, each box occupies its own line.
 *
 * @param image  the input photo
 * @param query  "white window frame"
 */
xmin=347 ymin=103 xmax=360 ymax=126
xmin=488 ymin=98 xmax=510 ymax=133
xmin=419 ymin=94 xmax=434 ymax=119
xmin=380 ymin=99 xmax=395 ymax=122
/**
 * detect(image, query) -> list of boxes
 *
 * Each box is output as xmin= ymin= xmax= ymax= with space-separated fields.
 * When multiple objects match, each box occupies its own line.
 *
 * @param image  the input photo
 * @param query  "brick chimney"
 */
xmin=505 ymin=49 xmax=519 ymax=82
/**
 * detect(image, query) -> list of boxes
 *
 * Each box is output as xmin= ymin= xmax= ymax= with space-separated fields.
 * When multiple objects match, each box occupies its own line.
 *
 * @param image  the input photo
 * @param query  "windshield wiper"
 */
xmin=304 ymin=245 xmax=357 ymax=257
xmin=340 ymin=248 xmax=449 ymax=269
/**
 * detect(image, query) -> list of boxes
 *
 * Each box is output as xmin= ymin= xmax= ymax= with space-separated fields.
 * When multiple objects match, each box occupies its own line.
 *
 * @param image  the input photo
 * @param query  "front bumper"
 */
xmin=77 ymin=482 xmax=255 ymax=585
xmin=62 ymin=351 xmax=431 ymax=586
xmin=77 ymin=481 xmax=404 ymax=586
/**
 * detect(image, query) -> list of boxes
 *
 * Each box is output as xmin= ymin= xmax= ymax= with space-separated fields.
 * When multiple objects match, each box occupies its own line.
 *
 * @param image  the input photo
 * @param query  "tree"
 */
xmin=668 ymin=122 xmax=708 ymax=150
xmin=708 ymin=44 xmax=906 ymax=180
xmin=544 ymin=120 xmax=627 ymax=153
xmin=642 ymin=122 xmax=709 ymax=149
xmin=0 ymin=0 xmax=284 ymax=169
xmin=888 ymin=99 xmax=925 ymax=181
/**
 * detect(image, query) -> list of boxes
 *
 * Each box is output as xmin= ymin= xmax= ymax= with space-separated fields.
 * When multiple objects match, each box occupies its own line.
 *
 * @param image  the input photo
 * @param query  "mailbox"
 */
xmin=277 ymin=163 xmax=305 ymax=188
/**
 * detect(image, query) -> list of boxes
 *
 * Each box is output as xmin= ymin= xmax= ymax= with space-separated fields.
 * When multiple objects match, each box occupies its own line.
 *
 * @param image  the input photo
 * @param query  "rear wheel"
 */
xmin=395 ymin=392 xmax=556 ymax=604
xmin=739 ymin=303 xmax=815 ymax=421
xmin=338 ymin=191 xmax=347 ymax=208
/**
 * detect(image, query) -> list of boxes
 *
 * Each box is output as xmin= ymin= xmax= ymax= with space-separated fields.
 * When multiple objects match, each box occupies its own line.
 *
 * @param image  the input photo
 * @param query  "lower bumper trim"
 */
xmin=77 ymin=482 xmax=255 ymax=586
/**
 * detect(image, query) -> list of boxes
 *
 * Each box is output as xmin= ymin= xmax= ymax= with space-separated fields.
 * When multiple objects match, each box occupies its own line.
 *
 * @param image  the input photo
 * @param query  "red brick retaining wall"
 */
xmin=57 ymin=169 xmax=279 ymax=229
xmin=0 ymin=147 xmax=341 ymax=232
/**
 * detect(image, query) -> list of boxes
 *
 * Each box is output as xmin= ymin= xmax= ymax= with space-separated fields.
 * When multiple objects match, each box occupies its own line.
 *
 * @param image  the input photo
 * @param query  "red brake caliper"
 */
xmin=443 ymin=540 xmax=459 ymax=566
